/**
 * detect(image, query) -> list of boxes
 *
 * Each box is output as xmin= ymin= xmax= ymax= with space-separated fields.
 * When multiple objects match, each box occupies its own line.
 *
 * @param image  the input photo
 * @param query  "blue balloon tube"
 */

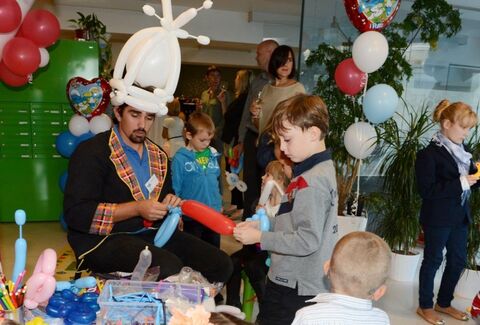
xmin=12 ymin=238 xmax=26 ymax=283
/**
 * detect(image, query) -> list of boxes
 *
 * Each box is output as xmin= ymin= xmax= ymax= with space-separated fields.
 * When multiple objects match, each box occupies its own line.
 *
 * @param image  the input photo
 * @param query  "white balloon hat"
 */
xmin=109 ymin=0 xmax=213 ymax=116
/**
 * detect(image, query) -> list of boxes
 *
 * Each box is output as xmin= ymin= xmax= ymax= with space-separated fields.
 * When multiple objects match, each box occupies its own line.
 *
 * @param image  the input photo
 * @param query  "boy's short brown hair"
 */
xmin=329 ymin=231 xmax=391 ymax=299
xmin=185 ymin=111 xmax=215 ymax=137
xmin=271 ymin=94 xmax=329 ymax=140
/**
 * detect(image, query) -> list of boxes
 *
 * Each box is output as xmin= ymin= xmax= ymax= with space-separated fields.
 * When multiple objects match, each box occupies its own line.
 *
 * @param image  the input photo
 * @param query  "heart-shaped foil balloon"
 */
xmin=344 ymin=0 xmax=401 ymax=33
xmin=66 ymin=77 xmax=112 ymax=120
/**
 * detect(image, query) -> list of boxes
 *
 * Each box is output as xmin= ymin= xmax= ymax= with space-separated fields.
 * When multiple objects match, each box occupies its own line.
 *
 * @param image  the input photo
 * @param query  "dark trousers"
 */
xmin=82 ymin=229 xmax=232 ymax=283
xmin=242 ymin=129 xmax=261 ymax=220
xmin=225 ymin=156 xmax=244 ymax=209
xmin=257 ymin=279 xmax=315 ymax=325
xmin=183 ymin=219 xmax=221 ymax=248
xmin=226 ymin=245 xmax=268 ymax=308
xmin=419 ymin=223 xmax=468 ymax=308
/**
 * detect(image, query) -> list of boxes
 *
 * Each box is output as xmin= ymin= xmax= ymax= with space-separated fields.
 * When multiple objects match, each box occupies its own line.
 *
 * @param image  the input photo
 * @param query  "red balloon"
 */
xmin=66 ymin=77 xmax=112 ymax=119
xmin=334 ymin=58 xmax=366 ymax=96
xmin=3 ymin=37 xmax=41 ymax=76
xmin=0 ymin=0 xmax=22 ymax=33
xmin=0 ymin=62 xmax=30 ymax=87
xmin=344 ymin=0 xmax=401 ymax=32
xmin=20 ymin=9 xmax=60 ymax=48
xmin=182 ymin=200 xmax=236 ymax=235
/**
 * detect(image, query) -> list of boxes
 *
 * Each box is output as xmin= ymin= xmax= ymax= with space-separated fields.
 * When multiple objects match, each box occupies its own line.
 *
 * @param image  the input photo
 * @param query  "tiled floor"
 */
xmin=0 ymin=222 xmax=477 ymax=324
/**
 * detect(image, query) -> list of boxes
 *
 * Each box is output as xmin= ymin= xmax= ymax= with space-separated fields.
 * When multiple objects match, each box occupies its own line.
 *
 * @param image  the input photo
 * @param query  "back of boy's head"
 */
xmin=329 ymin=231 xmax=391 ymax=299
xmin=271 ymin=94 xmax=329 ymax=140
xmin=266 ymin=160 xmax=290 ymax=189
xmin=185 ymin=111 xmax=215 ymax=137
xmin=167 ymin=98 xmax=181 ymax=116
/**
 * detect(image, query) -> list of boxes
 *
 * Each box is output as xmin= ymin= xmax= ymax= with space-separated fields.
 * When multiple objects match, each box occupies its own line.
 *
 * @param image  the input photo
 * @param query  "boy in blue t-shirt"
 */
xmin=172 ymin=112 xmax=222 ymax=248
xmin=234 ymin=94 xmax=339 ymax=324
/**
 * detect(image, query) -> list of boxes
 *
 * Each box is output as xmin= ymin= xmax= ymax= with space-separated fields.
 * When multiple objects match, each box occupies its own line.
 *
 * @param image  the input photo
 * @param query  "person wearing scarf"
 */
xmin=415 ymin=100 xmax=479 ymax=325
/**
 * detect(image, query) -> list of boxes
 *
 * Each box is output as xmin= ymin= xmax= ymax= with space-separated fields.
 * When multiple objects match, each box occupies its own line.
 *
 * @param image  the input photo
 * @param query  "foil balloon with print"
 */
xmin=344 ymin=0 xmax=401 ymax=32
xmin=66 ymin=77 xmax=112 ymax=120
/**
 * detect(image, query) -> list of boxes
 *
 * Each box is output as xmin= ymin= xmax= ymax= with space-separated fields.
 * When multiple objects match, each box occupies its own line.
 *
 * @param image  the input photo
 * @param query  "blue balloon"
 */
xmin=247 ymin=208 xmax=270 ymax=232
xmin=12 ymin=209 xmax=27 ymax=283
xmin=154 ymin=207 xmax=181 ymax=247
xmin=12 ymin=238 xmax=26 ymax=282
xmin=76 ymin=131 xmax=94 ymax=145
xmin=59 ymin=170 xmax=68 ymax=192
xmin=363 ymin=84 xmax=399 ymax=124
xmin=55 ymin=131 xmax=78 ymax=158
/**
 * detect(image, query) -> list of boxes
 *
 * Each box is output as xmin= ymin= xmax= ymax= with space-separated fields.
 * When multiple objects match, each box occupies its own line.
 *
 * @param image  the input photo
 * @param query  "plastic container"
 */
xmin=97 ymin=280 xmax=205 ymax=324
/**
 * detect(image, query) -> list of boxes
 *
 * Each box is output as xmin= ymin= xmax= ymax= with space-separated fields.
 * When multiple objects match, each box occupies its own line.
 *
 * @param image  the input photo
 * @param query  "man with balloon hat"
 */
xmin=63 ymin=0 xmax=233 ymax=284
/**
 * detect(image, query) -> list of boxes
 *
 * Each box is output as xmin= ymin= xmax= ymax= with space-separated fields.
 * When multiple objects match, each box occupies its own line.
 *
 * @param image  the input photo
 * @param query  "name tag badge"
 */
xmin=145 ymin=174 xmax=159 ymax=194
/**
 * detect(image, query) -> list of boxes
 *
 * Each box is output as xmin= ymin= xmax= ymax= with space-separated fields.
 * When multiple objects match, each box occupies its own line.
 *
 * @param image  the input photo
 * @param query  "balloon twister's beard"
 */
xmin=129 ymin=129 xmax=147 ymax=143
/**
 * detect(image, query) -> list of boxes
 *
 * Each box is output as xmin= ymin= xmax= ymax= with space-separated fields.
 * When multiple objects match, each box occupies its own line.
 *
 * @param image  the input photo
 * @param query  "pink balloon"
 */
xmin=3 ymin=37 xmax=41 ymax=76
xmin=334 ymin=58 xmax=366 ymax=96
xmin=24 ymin=248 xmax=57 ymax=309
xmin=0 ymin=0 xmax=22 ymax=33
xmin=20 ymin=9 xmax=60 ymax=48
xmin=0 ymin=61 xmax=30 ymax=87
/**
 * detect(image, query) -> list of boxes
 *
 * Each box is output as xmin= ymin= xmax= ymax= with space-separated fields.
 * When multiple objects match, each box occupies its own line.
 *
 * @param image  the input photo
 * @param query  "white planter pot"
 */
xmin=455 ymin=268 xmax=480 ymax=299
xmin=389 ymin=251 xmax=421 ymax=282
xmin=337 ymin=215 xmax=368 ymax=240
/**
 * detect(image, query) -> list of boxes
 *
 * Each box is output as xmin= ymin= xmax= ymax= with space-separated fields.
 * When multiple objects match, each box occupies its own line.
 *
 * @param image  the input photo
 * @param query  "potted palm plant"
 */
xmin=68 ymin=12 xmax=112 ymax=78
xmin=69 ymin=12 xmax=106 ymax=41
xmin=369 ymin=103 xmax=435 ymax=281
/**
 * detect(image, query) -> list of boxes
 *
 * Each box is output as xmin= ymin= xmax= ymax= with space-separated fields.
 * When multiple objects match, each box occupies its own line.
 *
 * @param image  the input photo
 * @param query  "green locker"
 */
xmin=0 ymin=40 xmax=99 ymax=222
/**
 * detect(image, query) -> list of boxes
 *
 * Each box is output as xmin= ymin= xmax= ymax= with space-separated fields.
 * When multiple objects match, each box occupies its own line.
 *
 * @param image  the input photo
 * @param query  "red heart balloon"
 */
xmin=66 ymin=77 xmax=112 ymax=120
xmin=344 ymin=0 xmax=401 ymax=32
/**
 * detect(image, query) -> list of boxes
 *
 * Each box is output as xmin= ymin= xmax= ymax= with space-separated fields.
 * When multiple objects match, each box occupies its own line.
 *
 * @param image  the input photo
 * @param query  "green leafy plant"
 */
xmin=304 ymin=0 xmax=461 ymax=215
xmin=68 ymin=12 xmax=112 ymax=79
xmin=371 ymin=103 xmax=434 ymax=254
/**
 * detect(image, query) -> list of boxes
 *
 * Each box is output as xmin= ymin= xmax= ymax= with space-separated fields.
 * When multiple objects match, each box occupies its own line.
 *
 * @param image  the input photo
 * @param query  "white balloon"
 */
xmin=89 ymin=114 xmax=112 ymax=134
xmin=352 ymin=31 xmax=389 ymax=73
xmin=344 ymin=122 xmax=377 ymax=160
xmin=68 ymin=115 xmax=90 ymax=136
xmin=39 ymin=48 xmax=50 ymax=68
xmin=110 ymin=0 xmax=209 ymax=116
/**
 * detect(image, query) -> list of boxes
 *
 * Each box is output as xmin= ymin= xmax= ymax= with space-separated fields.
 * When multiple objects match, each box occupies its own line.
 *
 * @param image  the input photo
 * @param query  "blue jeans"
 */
xmin=419 ymin=223 xmax=468 ymax=308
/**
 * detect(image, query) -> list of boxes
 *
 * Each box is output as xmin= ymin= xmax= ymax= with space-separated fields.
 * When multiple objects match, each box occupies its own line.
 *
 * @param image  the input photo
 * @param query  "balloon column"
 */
xmin=0 ymin=0 xmax=60 ymax=87
xmin=331 ymin=1 xmax=401 ymax=213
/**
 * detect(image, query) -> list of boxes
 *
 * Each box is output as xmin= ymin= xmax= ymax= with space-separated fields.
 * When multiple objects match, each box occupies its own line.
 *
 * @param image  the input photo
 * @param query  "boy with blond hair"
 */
xmin=292 ymin=231 xmax=392 ymax=325
xmin=234 ymin=94 xmax=338 ymax=324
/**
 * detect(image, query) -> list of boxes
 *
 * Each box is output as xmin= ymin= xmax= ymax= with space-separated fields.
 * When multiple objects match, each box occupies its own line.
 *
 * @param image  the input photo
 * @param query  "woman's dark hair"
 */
xmin=268 ymin=45 xmax=296 ymax=80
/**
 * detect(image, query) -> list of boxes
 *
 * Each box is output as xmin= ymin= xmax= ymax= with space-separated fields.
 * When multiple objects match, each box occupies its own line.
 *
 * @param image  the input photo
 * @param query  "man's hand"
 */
xmin=162 ymin=193 xmax=182 ymax=207
xmin=136 ymin=199 xmax=169 ymax=221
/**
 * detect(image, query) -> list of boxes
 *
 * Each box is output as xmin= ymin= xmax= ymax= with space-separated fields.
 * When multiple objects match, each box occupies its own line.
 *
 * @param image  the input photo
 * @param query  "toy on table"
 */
xmin=131 ymin=246 xmax=152 ymax=281
xmin=45 ymin=276 xmax=100 ymax=324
